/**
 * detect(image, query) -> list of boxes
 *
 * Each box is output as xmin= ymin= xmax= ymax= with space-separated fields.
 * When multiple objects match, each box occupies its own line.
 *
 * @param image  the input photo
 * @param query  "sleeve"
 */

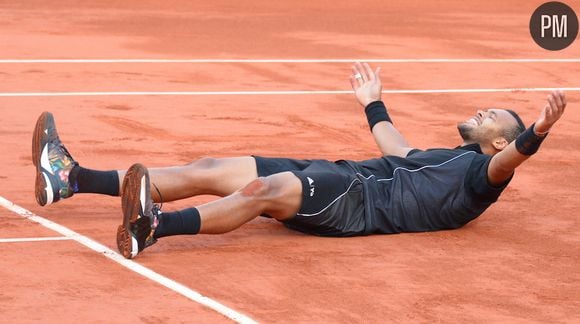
xmin=465 ymin=154 xmax=513 ymax=203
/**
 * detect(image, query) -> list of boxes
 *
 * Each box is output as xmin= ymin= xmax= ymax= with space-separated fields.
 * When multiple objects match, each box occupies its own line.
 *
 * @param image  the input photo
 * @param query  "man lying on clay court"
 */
xmin=32 ymin=62 xmax=567 ymax=259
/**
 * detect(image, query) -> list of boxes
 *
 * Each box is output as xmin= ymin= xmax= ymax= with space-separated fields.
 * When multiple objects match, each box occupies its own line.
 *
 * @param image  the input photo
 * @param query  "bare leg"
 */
xmin=117 ymin=157 xmax=258 ymax=202
xmin=196 ymin=172 xmax=302 ymax=234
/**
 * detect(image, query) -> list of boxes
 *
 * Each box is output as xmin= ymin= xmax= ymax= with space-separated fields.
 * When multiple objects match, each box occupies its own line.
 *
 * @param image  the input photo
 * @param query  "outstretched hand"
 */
xmin=534 ymin=90 xmax=567 ymax=134
xmin=350 ymin=62 xmax=382 ymax=107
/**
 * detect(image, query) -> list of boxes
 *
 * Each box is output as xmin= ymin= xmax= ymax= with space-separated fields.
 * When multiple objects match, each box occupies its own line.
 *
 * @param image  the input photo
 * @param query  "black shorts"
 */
xmin=254 ymin=156 xmax=366 ymax=237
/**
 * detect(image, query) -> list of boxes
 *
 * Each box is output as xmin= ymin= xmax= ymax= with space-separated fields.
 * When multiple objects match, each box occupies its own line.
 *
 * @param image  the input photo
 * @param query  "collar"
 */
xmin=455 ymin=143 xmax=483 ymax=154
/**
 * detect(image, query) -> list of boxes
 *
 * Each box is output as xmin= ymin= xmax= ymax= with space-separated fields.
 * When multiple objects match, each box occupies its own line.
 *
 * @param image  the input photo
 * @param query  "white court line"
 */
xmin=0 ymin=58 xmax=579 ymax=63
xmin=0 ymin=196 xmax=257 ymax=324
xmin=0 ymin=87 xmax=578 ymax=97
xmin=0 ymin=236 xmax=72 ymax=243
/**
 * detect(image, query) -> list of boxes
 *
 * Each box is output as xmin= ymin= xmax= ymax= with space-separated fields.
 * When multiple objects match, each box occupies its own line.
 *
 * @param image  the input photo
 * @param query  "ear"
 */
xmin=491 ymin=137 xmax=508 ymax=151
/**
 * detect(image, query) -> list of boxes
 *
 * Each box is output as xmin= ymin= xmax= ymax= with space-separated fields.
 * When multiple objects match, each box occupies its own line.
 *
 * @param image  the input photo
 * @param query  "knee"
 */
xmin=239 ymin=177 xmax=272 ymax=200
xmin=239 ymin=173 xmax=301 ymax=218
xmin=187 ymin=157 xmax=219 ymax=170
xmin=239 ymin=175 xmax=293 ymax=201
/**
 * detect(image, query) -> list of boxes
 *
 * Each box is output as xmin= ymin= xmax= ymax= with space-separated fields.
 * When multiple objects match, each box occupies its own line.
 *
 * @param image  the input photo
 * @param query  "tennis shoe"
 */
xmin=117 ymin=163 xmax=160 ymax=259
xmin=32 ymin=112 xmax=78 ymax=206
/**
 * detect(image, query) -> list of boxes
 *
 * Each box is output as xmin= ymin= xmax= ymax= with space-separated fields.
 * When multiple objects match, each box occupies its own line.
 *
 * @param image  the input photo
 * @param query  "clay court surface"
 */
xmin=1 ymin=0 xmax=579 ymax=322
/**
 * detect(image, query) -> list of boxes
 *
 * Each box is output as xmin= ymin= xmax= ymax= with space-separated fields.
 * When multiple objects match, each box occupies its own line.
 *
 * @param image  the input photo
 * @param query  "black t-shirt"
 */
xmin=347 ymin=144 xmax=511 ymax=234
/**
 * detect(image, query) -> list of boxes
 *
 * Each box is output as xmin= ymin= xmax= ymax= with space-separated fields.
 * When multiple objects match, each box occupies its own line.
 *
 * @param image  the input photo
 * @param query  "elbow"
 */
xmin=487 ymin=159 xmax=515 ymax=186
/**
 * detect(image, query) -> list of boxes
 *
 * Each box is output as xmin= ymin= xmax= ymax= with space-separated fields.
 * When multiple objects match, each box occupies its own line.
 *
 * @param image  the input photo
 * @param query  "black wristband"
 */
xmin=515 ymin=123 xmax=548 ymax=155
xmin=365 ymin=101 xmax=392 ymax=131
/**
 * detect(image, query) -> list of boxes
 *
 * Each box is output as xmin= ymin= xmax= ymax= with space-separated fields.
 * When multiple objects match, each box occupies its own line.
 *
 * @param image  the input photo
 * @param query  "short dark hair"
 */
xmin=504 ymin=109 xmax=526 ymax=143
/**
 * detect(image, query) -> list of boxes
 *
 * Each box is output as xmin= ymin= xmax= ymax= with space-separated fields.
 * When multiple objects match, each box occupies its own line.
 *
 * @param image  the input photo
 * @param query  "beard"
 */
xmin=457 ymin=122 xmax=475 ymax=141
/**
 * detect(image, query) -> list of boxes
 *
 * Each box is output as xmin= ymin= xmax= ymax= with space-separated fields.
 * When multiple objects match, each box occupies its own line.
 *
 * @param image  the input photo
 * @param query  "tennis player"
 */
xmin=32 ymin=62 xmax=567 ymax=259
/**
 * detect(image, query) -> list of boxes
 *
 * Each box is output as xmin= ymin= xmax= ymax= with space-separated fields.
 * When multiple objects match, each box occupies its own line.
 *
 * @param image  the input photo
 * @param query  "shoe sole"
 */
xmin=117 ymin=163 xmax=149 ymax=259
xmin=32 ymin=112 xmax=55 ymax=206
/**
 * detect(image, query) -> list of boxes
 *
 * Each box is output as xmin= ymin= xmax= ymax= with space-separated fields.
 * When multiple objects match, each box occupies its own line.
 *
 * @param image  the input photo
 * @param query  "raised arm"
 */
xmin=487 ymin=90 xmax=567 ymax=186
xmin=350 ymin=62 xmax=414 ymax=157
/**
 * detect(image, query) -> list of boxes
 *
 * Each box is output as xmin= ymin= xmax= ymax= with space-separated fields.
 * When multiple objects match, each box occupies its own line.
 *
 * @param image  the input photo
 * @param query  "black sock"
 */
xmin=69 ymin=165 xmax=120 ymax=196
xmin=153 ymin=207 xmax=201 ymax=239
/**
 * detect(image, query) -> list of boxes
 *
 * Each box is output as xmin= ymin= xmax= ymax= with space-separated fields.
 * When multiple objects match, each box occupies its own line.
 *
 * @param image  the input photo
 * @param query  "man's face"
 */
xmin=457 ymin=108 xmax=517 ymax=143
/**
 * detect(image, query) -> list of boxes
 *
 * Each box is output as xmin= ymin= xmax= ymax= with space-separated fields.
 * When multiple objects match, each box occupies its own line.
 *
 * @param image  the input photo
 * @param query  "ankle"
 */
xmin=153 ymin=207 xmax=201 ymax=239
xmin=72 ymin=166 xmax=120 ymax=196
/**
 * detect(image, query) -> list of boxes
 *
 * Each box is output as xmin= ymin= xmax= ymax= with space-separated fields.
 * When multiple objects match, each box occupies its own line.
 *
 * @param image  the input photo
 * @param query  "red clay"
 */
xmin=0 ymin=1 xmax=579 ymax=323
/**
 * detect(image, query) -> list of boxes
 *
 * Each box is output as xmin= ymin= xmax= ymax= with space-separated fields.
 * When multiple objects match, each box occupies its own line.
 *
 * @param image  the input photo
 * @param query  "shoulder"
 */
xmin=466 ymin=153 xmax=512 ymax=202
xmin=408 ymin=148 xmax=509 ymax=202
xmin=406 ymin=147 xmax=478 ymax=162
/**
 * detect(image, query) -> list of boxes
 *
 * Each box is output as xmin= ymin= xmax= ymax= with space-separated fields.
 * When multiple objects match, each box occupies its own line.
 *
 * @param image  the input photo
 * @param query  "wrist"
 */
xmin=365 ymin=101 xmax=392 ymax=131
xmin=364 ymin=99 xmax=382 ymax=107
xmin=362 ymin=98 xmax=381 ymax=107
xmin=516 ymin=123 xmax=548 ymax=155
xmin=533 ymin=123 xmax=550 ymax=136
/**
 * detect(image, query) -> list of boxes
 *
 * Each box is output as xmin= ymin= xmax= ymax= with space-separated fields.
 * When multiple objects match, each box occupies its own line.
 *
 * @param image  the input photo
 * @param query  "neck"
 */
xmin=461 ymin=141 xmax=496 ymax=155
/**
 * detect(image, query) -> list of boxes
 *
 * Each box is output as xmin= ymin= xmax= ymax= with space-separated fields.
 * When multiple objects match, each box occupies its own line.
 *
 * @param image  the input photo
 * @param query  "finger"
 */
xmin=556 ymin=92 xmax=566 ymax=117
xmin=363 ymin=62 xmax=375 ymax=82
xmin=553 ymin=90 xmax=564 ymax=109
xmin=560 ymin=90 xmax=567 ymax=106
xmin=557 ymin=90 xmax=567 ymax=112
xmin=545 ymin=103 xmax=553 ymax=119
xmin=547 ymin=94 xmax=557 ymax=112
xmin=352 ymin=65 xmax=364 ymax=86
xmin=349 ymin=75 xmax=359 ymax=90
xmin=543 ymin=97 xmax=554 ymax=120
xmin=375 ymin=67 xmax=382 ymax=84
xmin=355 ymin=62 xmax=370 ymax=82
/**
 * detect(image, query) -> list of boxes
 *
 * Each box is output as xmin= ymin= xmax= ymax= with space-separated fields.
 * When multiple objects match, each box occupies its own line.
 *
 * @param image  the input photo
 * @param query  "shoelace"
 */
xmin=152 ymin=183 xmax=163 ymax=211
xmin=51 ymin=141 xmax=79 ymax=170
xmin=58 ymin=142 xmax=73 ymax=159
xmin=151 ymin=183 xmax=164 ymax=229
xmin=49 ymin=134 xmax=73 ymax=159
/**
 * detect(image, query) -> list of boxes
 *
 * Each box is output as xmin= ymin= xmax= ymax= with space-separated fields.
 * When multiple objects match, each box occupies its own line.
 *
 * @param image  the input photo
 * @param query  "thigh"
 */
xmin=206 ymin=156 xmax=259 ymax=193
xmin=147 ymin=156 xmax=258 ymax=199
xmin=283 ymin=170 xmax=366 ymax=237
xmin=253 ymin=156 xmax=314 ymax=177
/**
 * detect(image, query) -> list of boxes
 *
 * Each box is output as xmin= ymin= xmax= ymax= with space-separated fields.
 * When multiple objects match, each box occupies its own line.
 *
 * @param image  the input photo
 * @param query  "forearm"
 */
xmin=371 ymin=121 xmax=412 ymax=157
xmin=488 ymin=90 xmax=567 ymax=185
xmin=350 ymin=63 xmax=413 ymax=157
xmin=488 ymin=142 xmax=529 ymax=178
xmin=365 ymin=101 xmax=412 ymax=157
xmin=488 ymin=124 xmax=548 ymax=185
